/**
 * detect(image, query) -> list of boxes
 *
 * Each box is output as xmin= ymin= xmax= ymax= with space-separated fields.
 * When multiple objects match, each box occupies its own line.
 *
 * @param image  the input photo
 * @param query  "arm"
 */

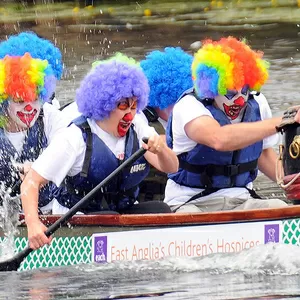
xmin=258 ymin=148 xmax=278 ymax=182
xmin=20 ymin=169 xmax=51 ymax=250
xmin=184 ymin=115 xmax=282 ymax=152
xmin=143 ymin=134 xmax=179 ymax=173
xmin=20 ymin=125 xmax=82 ymax=249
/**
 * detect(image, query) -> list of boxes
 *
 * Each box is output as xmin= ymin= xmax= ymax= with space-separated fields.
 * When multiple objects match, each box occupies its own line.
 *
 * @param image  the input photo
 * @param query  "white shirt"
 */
xmin=32 ymin=115 xmax=157 ymax=187
xmin=61 ymin=101 xmax=82 ymax=124
xmin=4 ymin=102 xmax=68 ymax=155
xmin=164 ymin=93 xmax=279 ymax=206
xmin=51 ymin=97 xmax=61 ymax=110
xmin=140 ymin=111 xmax=167 ymax=130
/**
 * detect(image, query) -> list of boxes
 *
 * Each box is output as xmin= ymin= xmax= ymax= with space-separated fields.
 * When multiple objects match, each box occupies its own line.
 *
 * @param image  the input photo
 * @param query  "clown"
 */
xmin=20 ymin=59 xmax=178 ymax=250
xmin=138 ymin=47 xmax=193 ymax=201
xmin=0 ymin=54 xmax=52 ymax=129
xmin=0 ymin=53 xmax=68 ymax=209
xmin=164 ymin=36 xmax=288 ymax=213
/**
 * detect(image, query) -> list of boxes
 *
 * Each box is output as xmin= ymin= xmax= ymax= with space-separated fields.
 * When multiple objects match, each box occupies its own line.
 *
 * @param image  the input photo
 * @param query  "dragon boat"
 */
xmin=0 ymin=206 xmax=298 ymax=271
xmin=2 ymin=110 xmax=300 ymax=272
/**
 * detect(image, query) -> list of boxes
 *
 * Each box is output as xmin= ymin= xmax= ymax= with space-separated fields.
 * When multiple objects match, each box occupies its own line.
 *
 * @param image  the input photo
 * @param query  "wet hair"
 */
xmin=140 ymin=47 xmax=193 ymax=109
xmin=76 ymin=60 xmax=149 ymax=120
xmin=192 ymin=36 xmax=269 ymax=99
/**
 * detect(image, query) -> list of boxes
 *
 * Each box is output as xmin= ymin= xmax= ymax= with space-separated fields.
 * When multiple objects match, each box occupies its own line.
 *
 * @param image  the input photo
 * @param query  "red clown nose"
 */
xmin=234 ymin=96 xmax=245 ymax=107
xmin=123 ymin=113 xmax=133 ymax=122
xmin=24 ymin=104 xmax=33 ymax=112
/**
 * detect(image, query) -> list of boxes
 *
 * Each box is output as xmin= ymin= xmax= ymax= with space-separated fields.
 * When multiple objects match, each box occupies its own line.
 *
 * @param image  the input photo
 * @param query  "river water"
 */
xmin=1 ymin=1 xmax=300 ymax=299
xmin=2 ymin=243 xmax=300 ymax=299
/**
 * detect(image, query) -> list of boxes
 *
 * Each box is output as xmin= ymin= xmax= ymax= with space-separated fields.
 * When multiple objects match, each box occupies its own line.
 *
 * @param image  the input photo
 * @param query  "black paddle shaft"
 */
xmin=0 ymin=140 xmax=148 ymax=272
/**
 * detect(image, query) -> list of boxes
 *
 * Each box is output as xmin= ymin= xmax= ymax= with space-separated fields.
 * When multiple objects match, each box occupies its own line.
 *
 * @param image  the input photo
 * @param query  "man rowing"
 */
xmin=164 ymin=36 xmax=293 ymax=212
xmin=20 ymin=57 xmax=178 ymax=250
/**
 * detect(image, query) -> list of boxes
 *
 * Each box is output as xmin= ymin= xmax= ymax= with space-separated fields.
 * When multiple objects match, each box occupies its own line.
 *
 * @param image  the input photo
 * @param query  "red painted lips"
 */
xmin=223 ymin=96 xmax=246 ymax=120
xmin=17 ymin=109 xmax=37 ymax=126
xmin=117 ymin=113 xmax=133 ymax=137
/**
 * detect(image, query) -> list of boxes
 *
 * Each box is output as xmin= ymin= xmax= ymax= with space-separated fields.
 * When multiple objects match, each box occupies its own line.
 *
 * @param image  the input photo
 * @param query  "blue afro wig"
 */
xmin=0 ymin=32 xmax=63 ymax=80
xmin=76 ymin=60 xmax=149 ymax=120
xmin=140 ymin=47 xmax=193 ymax=110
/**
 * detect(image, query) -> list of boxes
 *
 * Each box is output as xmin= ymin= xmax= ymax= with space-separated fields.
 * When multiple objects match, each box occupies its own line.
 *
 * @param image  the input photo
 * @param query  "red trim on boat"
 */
xmin=19 ymin=205 xmax=300 ymax=227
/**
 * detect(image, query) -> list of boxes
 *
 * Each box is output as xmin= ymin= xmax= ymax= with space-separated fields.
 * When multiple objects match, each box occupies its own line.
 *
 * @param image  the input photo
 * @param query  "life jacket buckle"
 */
xmin=225 ymin=164 xmax=240 ymax=176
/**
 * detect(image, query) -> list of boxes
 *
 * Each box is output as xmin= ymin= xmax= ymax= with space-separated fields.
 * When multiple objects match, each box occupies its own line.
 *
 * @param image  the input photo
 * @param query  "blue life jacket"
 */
xmin=0 ymin=114 xmax=55 ymax=207
xmin=166 ymin=90 xmax=263 ymax=189
xmin=55 ymin=116 xmax=150 ymax=213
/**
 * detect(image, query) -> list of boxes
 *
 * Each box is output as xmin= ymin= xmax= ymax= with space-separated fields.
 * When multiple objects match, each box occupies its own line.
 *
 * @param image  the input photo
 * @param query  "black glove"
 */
xmin=276 ymin=105 xmax=300 ymax=132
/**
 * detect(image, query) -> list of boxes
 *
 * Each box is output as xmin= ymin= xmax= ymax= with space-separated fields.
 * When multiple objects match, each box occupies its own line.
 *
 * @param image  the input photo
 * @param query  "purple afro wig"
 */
xmin=76 ymin=60 xmax=149 ymax=120
xmin=140 ymin=47 xmax=193 ymax=110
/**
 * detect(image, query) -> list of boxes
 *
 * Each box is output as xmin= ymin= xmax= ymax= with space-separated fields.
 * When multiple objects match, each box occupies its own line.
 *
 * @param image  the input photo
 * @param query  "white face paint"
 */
xmin=7 ymin=100 xmax=41 ymax=129
xmin=214 ymin=85 xmax=249 ymax=123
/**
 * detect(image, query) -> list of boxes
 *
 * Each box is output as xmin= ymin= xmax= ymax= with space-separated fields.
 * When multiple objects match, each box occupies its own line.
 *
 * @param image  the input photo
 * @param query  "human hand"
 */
xmin=17 ymin=162 xmax=33 ymax=181
xmin=295 ymin=107 xmax=300 ymax=123
xmin=276 ymin=106 xmax=300 ymax=132
xmin=142 ymin=134 xmax=166 ymax=154
xmin=27 ymin=219 xmax=52 ymax=250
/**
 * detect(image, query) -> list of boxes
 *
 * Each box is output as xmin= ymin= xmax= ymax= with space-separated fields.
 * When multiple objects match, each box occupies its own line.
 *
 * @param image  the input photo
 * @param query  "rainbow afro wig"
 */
xmin=0 ymin=32 xmax=63 ymax=80
xmin=140 ymin=47 xmax=193 ymax=110
xmin=76 ymin=57 xmax=149 ymax=120
xmin=0 ymin=53 xmax=56 ymax=104
xmin=192 ymin=36 xmax=269 ymax=99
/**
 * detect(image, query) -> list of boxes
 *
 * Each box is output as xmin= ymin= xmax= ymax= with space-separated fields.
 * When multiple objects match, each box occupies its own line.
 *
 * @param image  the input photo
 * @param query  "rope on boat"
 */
xmin=276 ymin=142 xmax=300 ymax=189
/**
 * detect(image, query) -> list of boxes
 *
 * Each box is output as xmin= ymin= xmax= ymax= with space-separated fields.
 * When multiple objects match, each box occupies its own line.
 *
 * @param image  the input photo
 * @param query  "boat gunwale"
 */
xmin=18 ymin=205 xmax=300 ymax=227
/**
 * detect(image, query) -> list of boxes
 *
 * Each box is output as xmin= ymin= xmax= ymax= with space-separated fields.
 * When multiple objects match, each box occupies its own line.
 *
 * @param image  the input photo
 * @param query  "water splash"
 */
xmin=77 ymin=243 xmax=300 ymax=277
xmin=0 ymin=183 xmax=21 ymax=260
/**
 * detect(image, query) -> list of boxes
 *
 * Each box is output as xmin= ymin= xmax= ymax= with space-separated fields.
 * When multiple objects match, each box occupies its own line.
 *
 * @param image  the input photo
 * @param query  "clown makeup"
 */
xmin=6 ymin=99 xmax=41 ymax=131
xmin=117 ymin=98 xmax=138 ymax=111
xmin=215 ymin=85 xmax=249 ymax=122
xmin=224 ymin=85 xmax=250 ymax=101
xmin=98 ymin=97 xmax=138 ymax=138
xmin=116 ymin=97 xmax=137 ymax=137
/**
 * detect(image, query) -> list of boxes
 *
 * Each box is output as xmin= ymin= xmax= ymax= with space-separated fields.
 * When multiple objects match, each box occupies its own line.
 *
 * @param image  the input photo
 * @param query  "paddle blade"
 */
xmin=0 ymin=247 xmax=32 ymax=272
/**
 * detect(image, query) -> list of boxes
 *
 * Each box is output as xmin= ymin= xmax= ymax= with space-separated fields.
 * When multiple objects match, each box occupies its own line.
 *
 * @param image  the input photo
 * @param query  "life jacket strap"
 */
xmin=178 ymin=158 xmax=258 ymax=177
xmin=173 ymin=188 xmax=219 ymax=212
xmin=143 ymin=106 xmax=159 ymax=122
xmin=79 ymin=121 xmax=93 ymax=178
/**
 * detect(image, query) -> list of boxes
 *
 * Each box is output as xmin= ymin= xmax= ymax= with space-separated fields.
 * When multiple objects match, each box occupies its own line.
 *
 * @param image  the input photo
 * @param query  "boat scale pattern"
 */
xmin=0 ymin=218 xmax=299 ymax=271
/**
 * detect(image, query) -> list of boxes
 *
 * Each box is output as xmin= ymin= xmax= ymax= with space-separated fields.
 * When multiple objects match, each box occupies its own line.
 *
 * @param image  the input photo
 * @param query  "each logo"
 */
xmin=94 ymin=236 xmax=107 ymax=263
xmin=130 ymin=163 xmax=146 ymax=173
xmin=264 ymin=224 xmax=280 ymax=244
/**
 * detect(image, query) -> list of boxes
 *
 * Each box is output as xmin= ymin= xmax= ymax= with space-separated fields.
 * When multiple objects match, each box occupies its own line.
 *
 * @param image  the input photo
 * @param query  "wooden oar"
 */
xmin=0 ymin=141 xmax=148 ymax=272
